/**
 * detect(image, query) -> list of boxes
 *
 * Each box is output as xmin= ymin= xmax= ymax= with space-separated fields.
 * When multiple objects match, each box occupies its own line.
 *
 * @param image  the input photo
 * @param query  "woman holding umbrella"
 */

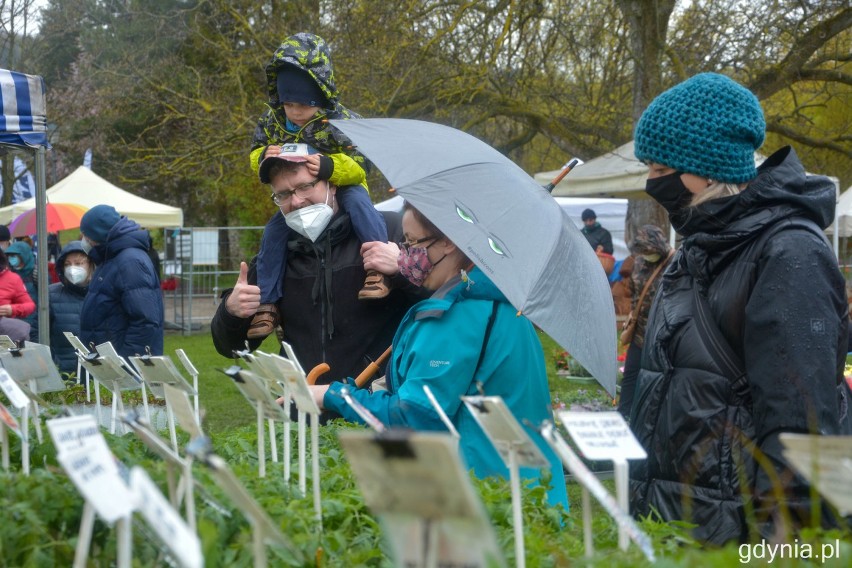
xmin=309 ymin=202 xmax=569 ymax=510
xmin=628 ymin=73 xmax=851 ymax=544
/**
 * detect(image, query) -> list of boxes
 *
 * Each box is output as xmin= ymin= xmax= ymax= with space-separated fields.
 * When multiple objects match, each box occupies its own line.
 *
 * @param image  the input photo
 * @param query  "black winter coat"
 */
xmin=630 ymin=147 xmax=852 ymax=545
xmin=212 ymin=211 xmax=423 ymax=383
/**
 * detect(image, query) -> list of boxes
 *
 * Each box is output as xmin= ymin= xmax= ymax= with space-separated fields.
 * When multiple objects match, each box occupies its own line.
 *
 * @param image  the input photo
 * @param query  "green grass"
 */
xmin=164 ymin=330 xmax=280 ymax=433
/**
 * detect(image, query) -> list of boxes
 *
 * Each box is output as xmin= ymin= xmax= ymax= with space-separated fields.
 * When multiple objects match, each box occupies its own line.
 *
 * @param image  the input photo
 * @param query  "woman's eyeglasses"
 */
xmin=399 ymin=235 xmax=437 ymax=252
xmin=270 ymin=178 xmax=323 ymax=205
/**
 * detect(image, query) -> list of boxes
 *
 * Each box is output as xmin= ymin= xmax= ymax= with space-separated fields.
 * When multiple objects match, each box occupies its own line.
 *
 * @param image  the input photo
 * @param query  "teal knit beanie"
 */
xmin=634 ymin=73 xmax=765 ymax=183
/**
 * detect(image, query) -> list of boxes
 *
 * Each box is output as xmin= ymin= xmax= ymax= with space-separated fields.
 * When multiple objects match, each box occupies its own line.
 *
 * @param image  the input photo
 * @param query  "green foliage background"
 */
xmin=2 ymin=0 xmax=848 ymax=225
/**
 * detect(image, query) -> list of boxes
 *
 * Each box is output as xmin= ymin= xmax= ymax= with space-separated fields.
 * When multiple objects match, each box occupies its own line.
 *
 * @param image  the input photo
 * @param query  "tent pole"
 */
xmin=34 ymin=145 xmax=50 ymax=346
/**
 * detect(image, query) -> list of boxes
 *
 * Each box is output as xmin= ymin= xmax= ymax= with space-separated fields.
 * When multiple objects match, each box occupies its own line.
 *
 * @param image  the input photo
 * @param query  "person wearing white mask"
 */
xmin=212 ymin=148 xmax=424 ymax=399
xmin=44 ymin=241 xmax=93 ymax=375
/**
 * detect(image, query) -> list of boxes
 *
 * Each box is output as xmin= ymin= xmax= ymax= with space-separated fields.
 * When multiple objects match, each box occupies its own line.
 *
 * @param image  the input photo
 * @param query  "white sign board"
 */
xmin=131 ymin=467 xmax=203 ymax=568
xmin=47 ymin=414 xmax=104 ymax=455
xmin=0 ymin=368 xmax=29 ymax=408
xmin=1 ymin=343 xmax=65 ymax=393
xmin=129 ymin=355 xmax=196 ymax=399
xmin=558 ymin=411 xmax=647 ymax=461
xmin=62 ymin=331 xmax=90 ymax=354
xmin=461 ymin=396 xmax=548 ymax=468
xmin=780 ymin=433 xmax=852 ymax=516
xmin=255 ymin=352 xmax=319 ymax=415
xmin=339 ymin=430 xmax=505 ymax=568
xmin=56 ymin=441 xmax=135 ymax=523
xmin=163 ymin=384 xmax=203 ymax=439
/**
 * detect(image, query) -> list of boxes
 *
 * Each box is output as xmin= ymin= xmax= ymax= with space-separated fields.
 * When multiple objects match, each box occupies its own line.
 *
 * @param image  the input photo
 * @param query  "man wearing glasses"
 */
xmin=211 ymin=145 xmax=422 ymax=391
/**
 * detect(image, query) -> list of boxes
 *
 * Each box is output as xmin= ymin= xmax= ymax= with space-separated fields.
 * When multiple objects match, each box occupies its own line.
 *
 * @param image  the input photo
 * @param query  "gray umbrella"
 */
xmin=333 ymin=118 xmax=617 ymax=396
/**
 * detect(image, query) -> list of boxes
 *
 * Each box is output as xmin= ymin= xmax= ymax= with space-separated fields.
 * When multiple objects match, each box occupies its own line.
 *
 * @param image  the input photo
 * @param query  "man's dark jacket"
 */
xmin=630 ymin=147 xmax=852 ymax=545
xmin=212 ymin=211 xmax=422 ymax=383
xmin=581 ymin=222 xmax=613 ymax=254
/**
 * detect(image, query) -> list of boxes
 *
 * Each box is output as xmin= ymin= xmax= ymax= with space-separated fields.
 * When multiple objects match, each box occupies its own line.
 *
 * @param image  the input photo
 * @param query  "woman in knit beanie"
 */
xmin=627 ymin=73 xmax=851 ymax=545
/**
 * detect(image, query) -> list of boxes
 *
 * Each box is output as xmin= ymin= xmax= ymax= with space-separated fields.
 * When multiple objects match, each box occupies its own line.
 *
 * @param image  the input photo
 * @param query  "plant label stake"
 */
xmin=557 ymin=411 xmax=647 ymax=551
xmin=175 ymin=349 xmax=201 ymax=424
xmin=461 ymin=396 xmax=551 ymax=568
xmin=130 ymin=466 xmax=203 ymax=568
xmin=538 ymin=421 xmax=655 ymax=562
xmin=128 ymin=353 xmax=198 ymax=453
xmin=235 ymin=349 xmax=288 ymax=466
xmin=422 ymin=385 xmax=460 ymax=439
xmin=63 ymin=331 xmax=93 ymax=403
xmin=0 ymin=368 xmax=31 ymax=474
xmin=187 ymin=439 xmax=298 ymax=568
xmin=339 ymin=430 xmax=505 ymax=568
xmin=251 ymin=352 xmax=294 ymax=482
xmin=121 ymin=410 xmax=198 ymax=532
xmin=221 ymin=366 xmax=289 ymax=480
xmin=48 ymin=414 xmax=137 ymax=568
xmin=78 ymin=342 xmax=143 ymax=434
xmin=267 ymin=344 xmax=324 ymax=525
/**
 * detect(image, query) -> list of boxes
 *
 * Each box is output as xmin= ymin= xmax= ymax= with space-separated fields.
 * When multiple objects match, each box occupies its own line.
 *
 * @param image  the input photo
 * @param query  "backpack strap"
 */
xmin=473 ymin=301 xmax=499 ymax=383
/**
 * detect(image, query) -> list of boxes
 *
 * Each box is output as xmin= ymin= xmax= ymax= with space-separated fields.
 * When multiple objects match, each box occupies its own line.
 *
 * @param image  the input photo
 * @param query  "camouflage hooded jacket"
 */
xmin=626 ymin=225 xmax=673 ymax=349
xmin=250 ymin=32 xmax=366 ymax=173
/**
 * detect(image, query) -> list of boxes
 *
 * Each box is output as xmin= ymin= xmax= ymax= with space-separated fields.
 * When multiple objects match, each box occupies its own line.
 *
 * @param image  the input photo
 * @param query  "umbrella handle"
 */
xmin=354 ymin=346 xmax=392 ymax=388
xmin=306 ymin=363 xmax=331 ymax=385
xmin=544 ymin=158 xmax=581 ymax=193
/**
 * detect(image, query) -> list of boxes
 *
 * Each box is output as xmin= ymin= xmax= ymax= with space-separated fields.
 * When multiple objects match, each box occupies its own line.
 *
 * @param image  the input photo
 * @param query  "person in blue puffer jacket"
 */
xmin=46 ymin=241 xmax=92 ymax=375
xmin=310 ymin=202 xmax=569 ymax=511
xmin=79 ymin=205 xmax=164 ymax=357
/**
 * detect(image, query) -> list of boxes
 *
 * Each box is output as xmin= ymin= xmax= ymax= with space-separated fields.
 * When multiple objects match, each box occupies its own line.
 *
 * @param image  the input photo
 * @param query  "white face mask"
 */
xmin=283 ymin=184 xmax=334 ymax=242
xmin=80 ymin=238 xmax=94 ymax=254
xmin=65 ymin=265 xmax=89 ymax=286
xmin=642 ymin=253 xmax=662 ymax=263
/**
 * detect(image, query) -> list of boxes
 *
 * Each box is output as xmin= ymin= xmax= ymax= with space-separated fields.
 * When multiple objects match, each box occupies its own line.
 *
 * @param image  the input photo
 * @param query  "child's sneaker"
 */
xmin=248 ymin=303 xmax=280 ymax=339
xmin=358 ymin=270 xmax=390 ymax=300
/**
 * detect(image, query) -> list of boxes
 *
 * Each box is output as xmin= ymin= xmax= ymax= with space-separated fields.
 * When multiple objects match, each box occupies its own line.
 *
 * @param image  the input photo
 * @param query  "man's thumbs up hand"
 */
xmin=225 ymin=261 xmax=262 ymax=318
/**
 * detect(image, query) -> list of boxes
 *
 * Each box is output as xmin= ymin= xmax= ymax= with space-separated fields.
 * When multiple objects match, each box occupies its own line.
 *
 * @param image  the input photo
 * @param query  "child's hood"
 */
xmin=265 ymin=32 xmax=341 ymax=111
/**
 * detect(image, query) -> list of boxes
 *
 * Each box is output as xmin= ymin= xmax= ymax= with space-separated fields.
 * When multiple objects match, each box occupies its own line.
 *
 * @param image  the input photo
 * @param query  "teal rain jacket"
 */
xmin=324 ymin=267 xmax=569 ymax=510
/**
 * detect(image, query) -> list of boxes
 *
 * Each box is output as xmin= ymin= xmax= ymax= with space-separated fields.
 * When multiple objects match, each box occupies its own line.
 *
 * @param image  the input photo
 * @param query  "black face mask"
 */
xmin=645 ymin=171 xmax=694 ymax=232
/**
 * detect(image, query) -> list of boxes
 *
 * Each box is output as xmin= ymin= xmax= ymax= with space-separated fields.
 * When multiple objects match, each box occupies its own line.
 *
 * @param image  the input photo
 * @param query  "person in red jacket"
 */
xmin=0 ymin=249 xmax=35 ymax=342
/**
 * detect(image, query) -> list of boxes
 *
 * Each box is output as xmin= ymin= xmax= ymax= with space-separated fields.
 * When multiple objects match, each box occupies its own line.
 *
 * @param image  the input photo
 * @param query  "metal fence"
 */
xmin=160 ymin=226 xmax=264 ymax=333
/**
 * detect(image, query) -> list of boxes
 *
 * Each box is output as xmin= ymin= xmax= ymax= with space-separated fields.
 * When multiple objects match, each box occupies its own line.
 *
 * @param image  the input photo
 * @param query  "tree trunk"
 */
xmin=616 ymin=0 xmax=677 ymax=243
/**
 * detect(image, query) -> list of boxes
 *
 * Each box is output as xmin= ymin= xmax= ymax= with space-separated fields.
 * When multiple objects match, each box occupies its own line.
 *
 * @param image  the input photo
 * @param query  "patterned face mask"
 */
xmin=397 ymin=238 xmax=446 ymax=287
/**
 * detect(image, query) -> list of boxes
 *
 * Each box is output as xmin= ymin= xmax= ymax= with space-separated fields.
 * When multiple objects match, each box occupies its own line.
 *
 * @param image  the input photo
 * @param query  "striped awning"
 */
xmin=0 ymin=69 xmax=50 ymax=148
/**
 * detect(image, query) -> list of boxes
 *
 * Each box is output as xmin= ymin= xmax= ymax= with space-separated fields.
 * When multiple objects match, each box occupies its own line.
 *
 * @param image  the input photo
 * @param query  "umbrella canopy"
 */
xmin=8 ymin=202 xmax=89 ymax=237
xmin=333 ymin=118 xmax=617 ymax=396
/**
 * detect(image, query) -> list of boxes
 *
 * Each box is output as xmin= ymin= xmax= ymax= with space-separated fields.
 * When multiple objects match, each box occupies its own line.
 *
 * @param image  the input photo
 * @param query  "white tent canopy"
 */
xmin=827 ymin=186 xmax=852 ymax=237
xmin=534 ymin=141 xmax=648 ymax=199
xmin=0 ymin=166 xmax=183 ymax=228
